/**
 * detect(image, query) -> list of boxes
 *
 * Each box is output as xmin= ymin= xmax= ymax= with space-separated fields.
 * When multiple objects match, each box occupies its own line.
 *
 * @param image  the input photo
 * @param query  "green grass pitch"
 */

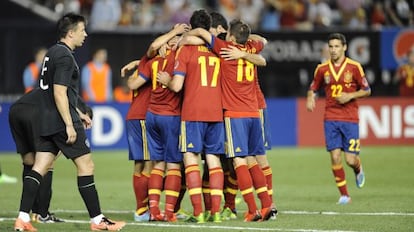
xmin=1 ymin=146 xmax=413 ymax=231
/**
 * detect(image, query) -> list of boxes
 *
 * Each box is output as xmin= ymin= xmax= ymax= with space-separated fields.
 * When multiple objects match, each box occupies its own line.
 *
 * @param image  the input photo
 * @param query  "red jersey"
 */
xmin=310 ymin=57 xmax=370 ymax=123
xmin=396 ymin=64 xmax=414 ymax=96
xmin=174 ymin=45 xmax=223 ymax=121
xmin=210 ymin=36 xmax=264 ymax=116
xmin=255 ymin=67 xmax=266 ymax=109
xmin=126 ymin=56 xmax=151 ymax=120
xmin=142 ymin=50 xmax=181 ymax=116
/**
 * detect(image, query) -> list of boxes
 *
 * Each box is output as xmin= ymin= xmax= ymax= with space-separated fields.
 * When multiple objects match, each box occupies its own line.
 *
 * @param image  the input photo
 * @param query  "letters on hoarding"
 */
xmin=297 ymin=98 xmax=414 ymax=146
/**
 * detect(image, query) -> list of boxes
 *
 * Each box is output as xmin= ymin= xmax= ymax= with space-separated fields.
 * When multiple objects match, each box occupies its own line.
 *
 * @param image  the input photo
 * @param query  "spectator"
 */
xmin=349 ymin=7 xmax=368 ymax=30
xmin=113 ymin=80 xmax=132 ymax=103
xmin=89 ymin=0 xmax=121 ymax=30
xmin=336 ymin=0 xmax=363 ymax=27
xmin=394 ymin=49 xmax=414 ymax=96
xmin=308 ymin=0 xmax=332 ymax=29
xmin=81 ymin=48 xmax=113 ymax=102
xmin=385 ymin=0 xmax=414 ymax=27
xmin=260 ymin=1 xmax=281 ymax=31
xmin=369 ymin=2 xmax=387 ymax=29
xmin=237 ymin=0 xmax=264 ymax=30
xmin=22 ymin=47 xmax=47 ymax=93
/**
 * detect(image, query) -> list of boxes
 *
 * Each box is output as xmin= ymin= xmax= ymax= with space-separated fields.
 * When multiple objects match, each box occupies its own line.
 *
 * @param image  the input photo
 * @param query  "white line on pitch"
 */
xmin=0 ymin=217 xmax=361 ymax=232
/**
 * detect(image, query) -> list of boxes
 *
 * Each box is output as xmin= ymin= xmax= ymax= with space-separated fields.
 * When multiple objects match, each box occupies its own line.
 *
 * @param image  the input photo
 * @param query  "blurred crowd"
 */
xmin=32 ymin=0 xmax=414 ymax=31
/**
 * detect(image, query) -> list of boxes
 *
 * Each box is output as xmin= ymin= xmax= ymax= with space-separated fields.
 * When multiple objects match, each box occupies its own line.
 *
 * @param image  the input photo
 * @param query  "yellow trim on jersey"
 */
xmin=268 ymin=189 xmax=273 ymax=195
xmin=210 ymin=189 xmax=223 ymax=196
xmin=165 ymin=190 xmax=180 ymax=197
xmin=347 ymin=58 xmax=366 ymax=77
xmin=225 ymin=117 xmax=235 ymax=158
xmin=140 ymin=120 xmax=150 ymax=160
xmin=328 ymin=58 xmax=348 ymax=82
xmin=188 ymin=187 xmax=202 ymax=195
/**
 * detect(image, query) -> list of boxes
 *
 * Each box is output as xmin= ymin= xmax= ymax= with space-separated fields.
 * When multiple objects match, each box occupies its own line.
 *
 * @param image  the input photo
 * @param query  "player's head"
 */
xmin=190 ymin=9 xmax=211 ymax=30
xmin=57 ymin=13 xmax=87 ymax=47
xmin=210 ymin=12 xmax=228 ymax=39
xmin=227 ymin=19 xmax=250 ymax=45
xmin=327 ymin=33 xmax=347 ymax=62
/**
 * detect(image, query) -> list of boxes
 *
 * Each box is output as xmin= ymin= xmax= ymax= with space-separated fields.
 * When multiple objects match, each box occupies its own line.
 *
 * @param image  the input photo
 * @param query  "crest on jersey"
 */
xmin=324 ymin=71 xmax=330 ymax=84
xmin=344 ymin=70 xmax=353 ymax=88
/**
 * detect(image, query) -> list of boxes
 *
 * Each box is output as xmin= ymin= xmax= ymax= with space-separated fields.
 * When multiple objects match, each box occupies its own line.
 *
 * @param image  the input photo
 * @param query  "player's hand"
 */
xmin=220 ymin=45 xmax=244 ymax=60
xmin=156 ymin=71 xmax=171 ymax=86
xmin=78 ymin=111 xmax=92 ymax=129
xmin=173 ymin=23 xmax=190 ymax=35
xmin=158 ymin=44 xmax=170 ymax=58
xmin=121 ymin=60 xmax=140 ymax=78
xmin=66 ymin=125 xmax=77 ymax=144
xmin=306 ymin=97 xmax=316 ymax=112
xmin=335 ymin=92 xmax=353 ymax=104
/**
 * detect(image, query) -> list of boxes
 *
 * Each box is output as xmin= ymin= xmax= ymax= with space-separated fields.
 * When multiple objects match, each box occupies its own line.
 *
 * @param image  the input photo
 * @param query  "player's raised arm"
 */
xmin=186 ymin=28 xmax=213 ymax=45
xmin=220 ymin=45 xmax=266 ymax=66
xmin=147 ymin=23 xmax=190 ymax=58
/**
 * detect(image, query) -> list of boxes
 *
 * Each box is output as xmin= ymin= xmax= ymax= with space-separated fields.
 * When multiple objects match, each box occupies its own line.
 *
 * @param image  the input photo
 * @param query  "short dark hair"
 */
xmin=229 ymin=19 xmax=250 ymax=44
xmin=57 ymin=13 xmax=86 ymax=39
xmin=328 ymin=33 xmax=347 ymax=45
xmin=210 ymin=12 xmax=228 ymax=30
xmin=190 ymin=9 xmax=211 ymax=30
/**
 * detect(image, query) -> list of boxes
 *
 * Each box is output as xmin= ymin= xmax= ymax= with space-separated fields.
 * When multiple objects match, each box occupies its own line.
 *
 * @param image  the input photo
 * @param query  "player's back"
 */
xmin=176 ymin=45 xmax=223 ymax=121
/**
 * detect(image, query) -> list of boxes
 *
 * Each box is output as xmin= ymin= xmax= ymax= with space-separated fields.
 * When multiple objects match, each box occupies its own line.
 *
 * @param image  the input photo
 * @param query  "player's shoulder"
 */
xmin=346 ymin=57 xmax=363 ymax=68
xmin=315 ymin=61 xmax=329 ymax=72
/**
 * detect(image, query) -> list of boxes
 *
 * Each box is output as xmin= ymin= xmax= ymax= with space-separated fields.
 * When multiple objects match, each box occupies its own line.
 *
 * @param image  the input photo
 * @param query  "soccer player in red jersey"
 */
xmin=157 ymin=9 xmax=225 ymax=223
xmin=144 ymin=24 xmax=189 ymax=222
xmin=307 ymin=33 xmax=371 ymax=205
xmin=394 ymin=49 xmax=414 ymax=96
xmin=120 ymin=56 xmax=152 ymax=222
xmin=186 ymin=20 xmax=273 ymax=222
xmin=120 ymin=24 xmax=189 ymax=222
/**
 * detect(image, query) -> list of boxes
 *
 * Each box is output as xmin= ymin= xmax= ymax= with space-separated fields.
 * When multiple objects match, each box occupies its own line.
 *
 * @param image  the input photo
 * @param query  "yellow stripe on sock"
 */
xmin=165 ymin=190 xmax=180 ymax=197
xmin=226 ymin=187 xmax=238 ymax=195
xmin=149 ymin=189 xmax=161 ymax=195
xmin=336 ymin=180 xmax=347 ymax=187
xmin=240 ymin=187 xmax=253 ymax=196
xmin=255 ymin=186 xmax=268 ymax=194
xmin=189 ymin=188 xmax=202 ymax=195
xmin=210 ymin=189 xmax=223 ymax=196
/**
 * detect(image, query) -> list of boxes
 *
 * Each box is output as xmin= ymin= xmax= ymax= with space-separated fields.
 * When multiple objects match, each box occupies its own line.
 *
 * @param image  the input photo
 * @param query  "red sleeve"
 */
xmin=309 ymin=64 xmax=324 ymax=91
xmin=211 ymin=36 xmax=227 ymax=56
xmin=246 ymin=39 xmax=264 ymax=53
xmin=354 ymin=63 xmax=370 ymax=90
xmin=174 ymin=46 xmax=191 ymax=75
